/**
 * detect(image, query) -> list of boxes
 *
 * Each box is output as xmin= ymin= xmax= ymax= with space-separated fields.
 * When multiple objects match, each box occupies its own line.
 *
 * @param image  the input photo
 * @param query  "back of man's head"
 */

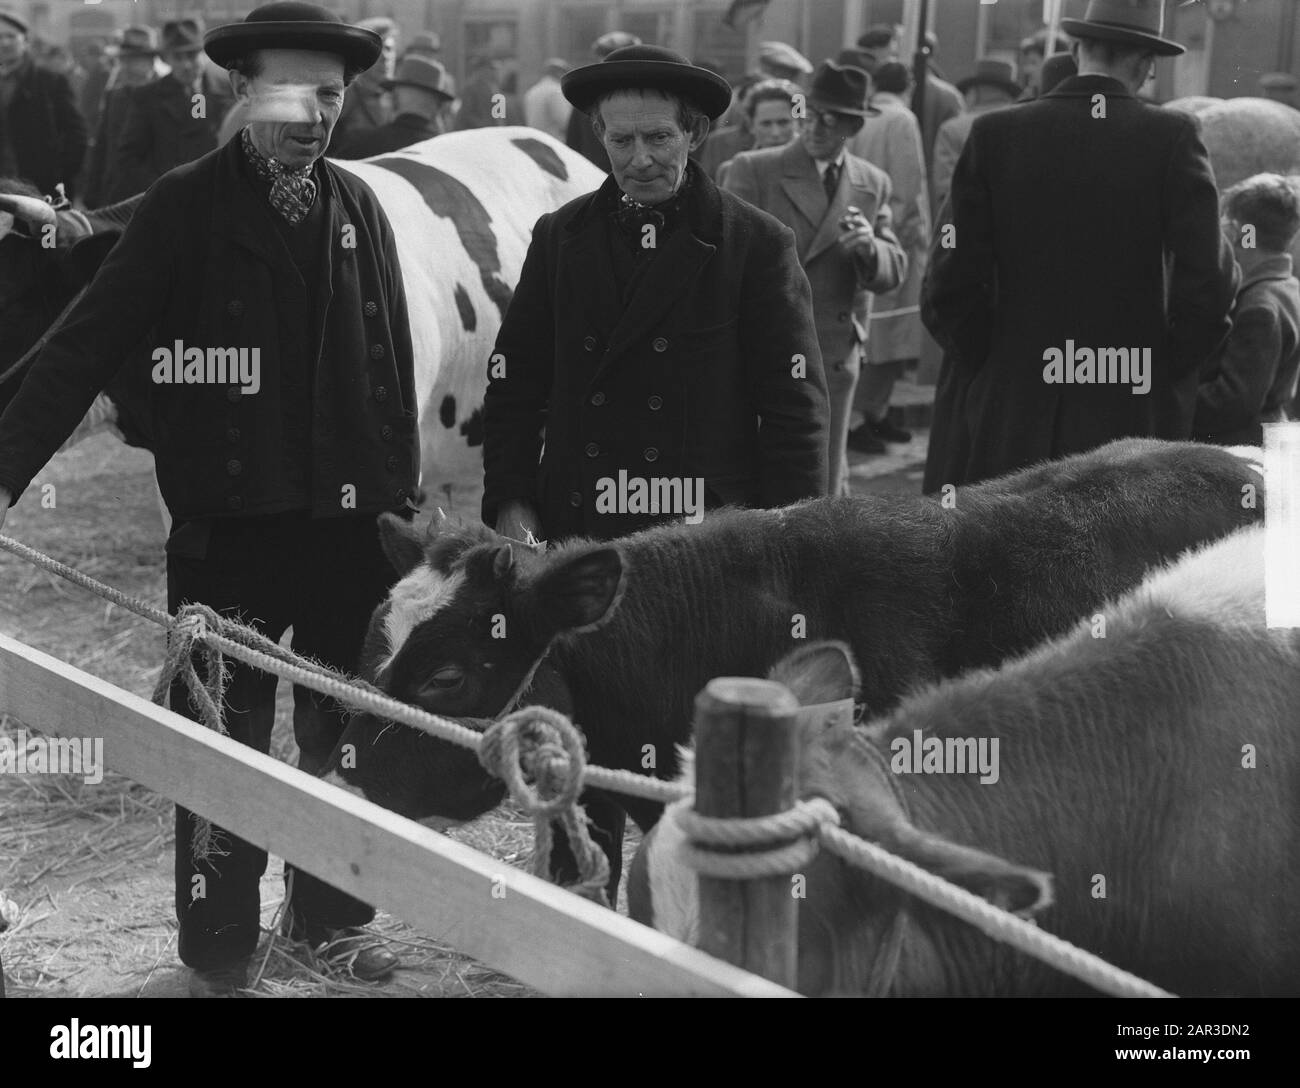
xmin=1223 ymin=173 xmax=1300 ymax=254
xmin=1073 ymin=36 xmax=1155 ymax=92
xmin=873 ymin=60 xmax=910 ymax=96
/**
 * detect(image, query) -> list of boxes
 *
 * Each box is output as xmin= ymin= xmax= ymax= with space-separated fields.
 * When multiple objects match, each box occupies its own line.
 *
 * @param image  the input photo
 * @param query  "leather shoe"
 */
xmin=318 ymin=927 xmax=399 ymax=981
xmin=869 ymin=416 xmax=913 ymax=443
xmin=846 ymin=425 xmax=887 ymax=454
xmin=188 ymin=959 xmax=250 ymax=998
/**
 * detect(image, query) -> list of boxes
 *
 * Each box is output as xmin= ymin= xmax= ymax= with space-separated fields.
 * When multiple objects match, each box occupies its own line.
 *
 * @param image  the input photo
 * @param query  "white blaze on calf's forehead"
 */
xmin=381 ymin=563 xmax=467 ymax=670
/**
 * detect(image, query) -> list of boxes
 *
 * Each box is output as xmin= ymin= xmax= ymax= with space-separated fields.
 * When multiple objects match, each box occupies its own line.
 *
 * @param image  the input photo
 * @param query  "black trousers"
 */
xmin=166 ymin=511 xmax=397 ymax=970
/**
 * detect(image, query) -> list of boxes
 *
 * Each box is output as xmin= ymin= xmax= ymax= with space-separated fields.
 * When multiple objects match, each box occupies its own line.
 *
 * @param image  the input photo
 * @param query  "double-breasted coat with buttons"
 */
xmin=482 ymin=165 xmax=829 ymax=541
xmin=0 ymin=135 xmax=418 ymax=520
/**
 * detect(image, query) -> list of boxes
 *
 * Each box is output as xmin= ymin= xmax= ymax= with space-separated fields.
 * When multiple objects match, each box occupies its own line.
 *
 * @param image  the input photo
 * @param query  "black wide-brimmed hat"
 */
xmin=562 ymin=44 xmax=732 ymax=120
xmin=1061 ymin=0 xmax=1185 ymax=57
xmin=807 ymin=60 xmax=877 ymax=118
xmin=204 ymin=1 xmax=383 ymax=75
xmin=957 ymin=59 xmax=1022 ymax=98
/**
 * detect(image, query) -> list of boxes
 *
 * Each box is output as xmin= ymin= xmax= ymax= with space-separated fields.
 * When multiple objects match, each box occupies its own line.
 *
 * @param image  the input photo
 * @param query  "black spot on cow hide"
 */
xmin=459 ymin=406 xmax=484 ymax=447
xmin=439 ymin=394 xmax=457 ymax=428
xmin=368 ymin=157 xmax=516 ymax=322
xmin=453 ymin=282 xmax=476 ymax=331
xmin=509 ymin=137 xmax=569 ymax=181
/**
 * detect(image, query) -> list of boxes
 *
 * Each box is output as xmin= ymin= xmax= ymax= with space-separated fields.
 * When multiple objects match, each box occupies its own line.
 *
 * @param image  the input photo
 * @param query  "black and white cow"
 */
xmin=326 ymin=438 xmax=1265 ymax=895
xmin=635 ymin=525 xmax=1300 ymax=997
xmin=0 ymin=129 xmax=603 ymax=520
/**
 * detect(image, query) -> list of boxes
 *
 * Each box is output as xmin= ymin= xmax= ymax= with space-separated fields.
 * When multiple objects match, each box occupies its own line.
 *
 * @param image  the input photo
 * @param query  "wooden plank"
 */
xmin=0 ymin=633 xmax=796 ymax=997
xmin=696 ymin=677 xmax=801 ymax=989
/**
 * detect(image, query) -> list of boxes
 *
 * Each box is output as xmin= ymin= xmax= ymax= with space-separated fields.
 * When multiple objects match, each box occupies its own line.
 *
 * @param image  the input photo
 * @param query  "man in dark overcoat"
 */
xmin=0 ymin=1 xmax=415 ymax=996
xmin=114 ymin=19 xmax=233 ymax=199
xmin=81 ymin=26 xmax=160 ymax=206
xmin=483 ymin=45 xmax=827 ymax=899
xmin=921 ymin=0 xmax=1237 ymax=489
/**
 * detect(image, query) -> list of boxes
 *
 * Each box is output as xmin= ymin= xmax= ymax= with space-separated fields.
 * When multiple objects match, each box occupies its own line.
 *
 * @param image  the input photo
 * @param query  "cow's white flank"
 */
xmin=1263 ymin=423 xmax=1300 ymax=628
xmin=1135 ymin=524 xmax=1264 ymax=629
xmin=381 ymin=565 xmax=467 ymax=669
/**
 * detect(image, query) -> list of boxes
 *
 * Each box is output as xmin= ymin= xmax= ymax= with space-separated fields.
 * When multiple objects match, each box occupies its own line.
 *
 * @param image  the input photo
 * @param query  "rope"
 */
xmin=0 ymin=532 xmax=1175 ymax=996
xmin=678 ymin=796 xmax=1174 ymax=999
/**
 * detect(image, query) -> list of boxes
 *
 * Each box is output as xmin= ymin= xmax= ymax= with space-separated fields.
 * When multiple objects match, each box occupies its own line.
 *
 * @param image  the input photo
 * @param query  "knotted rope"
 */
xmin=479 ymin=707 xmax=611 ymax=907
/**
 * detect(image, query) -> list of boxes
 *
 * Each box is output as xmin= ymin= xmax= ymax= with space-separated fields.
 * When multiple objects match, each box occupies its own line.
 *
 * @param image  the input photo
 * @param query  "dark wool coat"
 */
xmin=482 ymin=166 xmax=829 ymax=542
xmin=1194 ymin=252 xmax=1300 ymax=446
xmin=114 ymin=72 xmax=231 ymax=199
xmin=0 ymin=137 xmax=418 ymax=520
xmin=335 ymin=112 xmax=442 ymax=159
xmin=0 ymin=57 xmax=87 ymax=197
xmin=82 ymin=80 xmax=150 ymax=206
xmin=922 ymin=74 xmax=1237 ymax=489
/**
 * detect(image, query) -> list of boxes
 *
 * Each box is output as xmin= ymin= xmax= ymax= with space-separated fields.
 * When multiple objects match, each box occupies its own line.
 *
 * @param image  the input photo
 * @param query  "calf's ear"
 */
xmin=769 ymin=640 xmax=860 ymax=706
xmin=522 ymin=546 xmax=625 ymax=633
xmin=378 ymin=511 xmax=427 ymax=576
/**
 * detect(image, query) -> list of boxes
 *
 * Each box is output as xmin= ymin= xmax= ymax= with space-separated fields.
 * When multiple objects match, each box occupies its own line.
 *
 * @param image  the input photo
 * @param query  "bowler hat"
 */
xmin=807 ymin=60 xmax=877 ymax=118
xmin=107 ymin=25 xmax=159 ymax=59
xmin=957 ymin=59 xmax=1021 ymax=98
xmin=1039 ymin=52 xmax=1079 ymax=96
xmin=383 ymin=54 xmax=453 ymax=100
xmin=161 ymin=18 xmax=204 ymax=55
xmin=205 ymin=2 xmax=383 ymax=76
xmin=1061 ymin=0 xmax=1185 ymax=57
xmin=562 ymin=44 xmax=732 ymax=120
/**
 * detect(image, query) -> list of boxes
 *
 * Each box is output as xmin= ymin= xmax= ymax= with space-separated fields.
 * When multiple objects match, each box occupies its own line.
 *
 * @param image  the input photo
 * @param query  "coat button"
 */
xmin=364 ymin=300 xmax=379 ymax=318
xmin=585 ymin=442 xmax=600 ymax=458
xmin=652 ymin=337 xmax=668 ymax=352
xmin=647 ymin=395 xmax=663 ymax=411
xmin=226 ymin=300 xmax=243 ymax=317
xmin=583 ymin=336 xmax=597 ymax=351
xmin=374 ymin=386 xmax=388 ymax=402
xmin=370 ymin=343 xmax=386 ymax=360
xmin=226 ymin=459 xmax=242 ymax=476
xmin=644 ymin=447 xmax=659 ymax=462
xmin=226 ymin=427 xmax=240 ymax=443
xmin=227 ymin=495 xmax=243 ymax=511
xmin=386 ymin=455 xmax=399 ymax=472
xmin=569 ymin=490 xmax=582 ymax=507
xmin=590 ymin=391 xmax=606 ymax=406
xmin=226 ymin=386 xmax=241 ymax=403
xmin=381 ymin=424 xmax=394 ymax=440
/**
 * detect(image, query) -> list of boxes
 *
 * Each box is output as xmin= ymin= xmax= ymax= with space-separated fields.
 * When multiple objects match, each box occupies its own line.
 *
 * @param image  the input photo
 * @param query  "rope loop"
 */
xmin=677 ymin=797 xmax=841 ymax=880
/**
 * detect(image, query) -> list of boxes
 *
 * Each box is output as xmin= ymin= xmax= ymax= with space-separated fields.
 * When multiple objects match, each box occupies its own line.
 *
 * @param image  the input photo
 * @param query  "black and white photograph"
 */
xmin=0 ymin=0 xmax=1296 ymax=1055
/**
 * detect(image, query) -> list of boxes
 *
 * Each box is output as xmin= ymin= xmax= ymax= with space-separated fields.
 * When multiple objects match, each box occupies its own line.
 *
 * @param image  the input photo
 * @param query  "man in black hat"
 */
xmin=564 ymin=30 xmax=641 ymax=172
xmin=115 ymin=18 xmax=234 ymax=197
xmin=922 ymin=0 xmax=1237 ymax=490
xmin=335 ymin=53 xmax=453 ymax=157
xmin=484 ymin=44 xmax=828 ymax=897
xmin=726 ymin=60 xmax=906 ymax=492
xmin=0 ymin=1 xmax=414 ymax=996
xmin=83 ymin=26 xmax=160 ymax=205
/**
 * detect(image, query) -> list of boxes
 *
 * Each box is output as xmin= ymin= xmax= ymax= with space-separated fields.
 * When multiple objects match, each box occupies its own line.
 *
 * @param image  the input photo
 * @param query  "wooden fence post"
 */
xmin=694 ymin=676 xmax=801 ymax=991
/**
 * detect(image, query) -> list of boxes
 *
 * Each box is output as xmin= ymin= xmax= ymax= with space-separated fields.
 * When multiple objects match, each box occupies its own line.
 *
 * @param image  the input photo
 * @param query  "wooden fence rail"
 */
xmin=0 ymin=632 xmax=797 ymax=998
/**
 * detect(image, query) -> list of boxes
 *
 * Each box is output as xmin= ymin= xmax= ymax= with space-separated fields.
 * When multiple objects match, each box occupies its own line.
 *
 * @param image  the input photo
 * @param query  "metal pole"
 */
xmin=912 ymin=0 xmax=930 ymax=128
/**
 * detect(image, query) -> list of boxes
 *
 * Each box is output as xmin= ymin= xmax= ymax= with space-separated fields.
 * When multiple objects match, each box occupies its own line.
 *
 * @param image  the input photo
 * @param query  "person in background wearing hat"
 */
xmin=841 ymin=60 xmax=927 ymax=456
xmin=1194 ymin=173 xmax=1300 ymax=446
xmin=564 ymin=30 xmax=641 ymax=172
xmin=1037 ymin=50 xmax=1079 ymax=97
xmin=402 ymin=30 xmax=442 ymax=64
xmin=337 ymin=53 xmax=454 ymax=157
xmin=326 ymin=15 xmax=397 ymax=156
xmin=1259 ymin=72 xmax=1299 ymax=111
xmin=523 ymin=56 xmax=571 ymax=141
xmin=82 ymin=26 xmax=160 ymax=206
xmin=0 ymin=1 xmax=414 ymax=997
xmin=713 ymin=78 xmax=799 ymax=186
xmin=115 ymin=18 xmax=233 ymax=199
xmin=486 ymin=45 xmax=828 ymax=895
xmin=921 ymin=0 xmax=1237 ymax=490
xmin=726 ymin=60 xmax=906 ymax=491
xmin=452 ymin=50 xmax=507 ymax=131
xmin=1017 ymin=29 xmax=1072 ymax=101
xmin=931 ymin=59 xmax=1021 ymax=215
xmin=0 ymin=7 xmax=87 ymax=198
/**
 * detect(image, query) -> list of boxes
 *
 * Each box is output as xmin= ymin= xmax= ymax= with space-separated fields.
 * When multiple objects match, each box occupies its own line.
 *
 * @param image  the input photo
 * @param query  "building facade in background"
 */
xmin=11 ymin=1 xmax=1298 ymax=114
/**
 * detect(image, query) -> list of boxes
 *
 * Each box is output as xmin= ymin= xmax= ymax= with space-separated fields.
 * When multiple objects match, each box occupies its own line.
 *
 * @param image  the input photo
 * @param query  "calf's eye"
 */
xmin=421 ymin=666 xmax=465 ymax=694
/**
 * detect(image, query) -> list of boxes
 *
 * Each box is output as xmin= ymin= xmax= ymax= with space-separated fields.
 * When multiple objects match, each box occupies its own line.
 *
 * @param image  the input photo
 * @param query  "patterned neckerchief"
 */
xmin=240 ymin=127 xmax=318 ymax=227
xmin=610 ymin=163 xmax=694 ymax=244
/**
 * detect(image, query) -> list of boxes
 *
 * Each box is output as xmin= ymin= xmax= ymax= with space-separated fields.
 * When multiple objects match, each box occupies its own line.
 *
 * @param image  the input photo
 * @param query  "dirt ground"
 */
xmin=0 ymin=425 xmax=926 ymax=999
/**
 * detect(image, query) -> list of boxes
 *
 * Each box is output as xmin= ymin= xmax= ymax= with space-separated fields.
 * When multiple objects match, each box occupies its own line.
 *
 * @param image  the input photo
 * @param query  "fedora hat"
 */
xmin=205 ymin=2 xmax=383 ymax=76
xmin=107 ymin=25 xmax=159 ymax=59
xmin=382 ymin=54 xmax=453 ymax=100
xmin=562 ymin=44 xmax=732 ymax=120
xmin=161 ymin=18 xmax=204 ymax=55
xmin=957 ymin=59 xmax=1021 ymax=98
xmin=1061 ymin=0 xmax=1185 ymax=57
xmin=807 ymin=60 xmax=877 ymax=118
